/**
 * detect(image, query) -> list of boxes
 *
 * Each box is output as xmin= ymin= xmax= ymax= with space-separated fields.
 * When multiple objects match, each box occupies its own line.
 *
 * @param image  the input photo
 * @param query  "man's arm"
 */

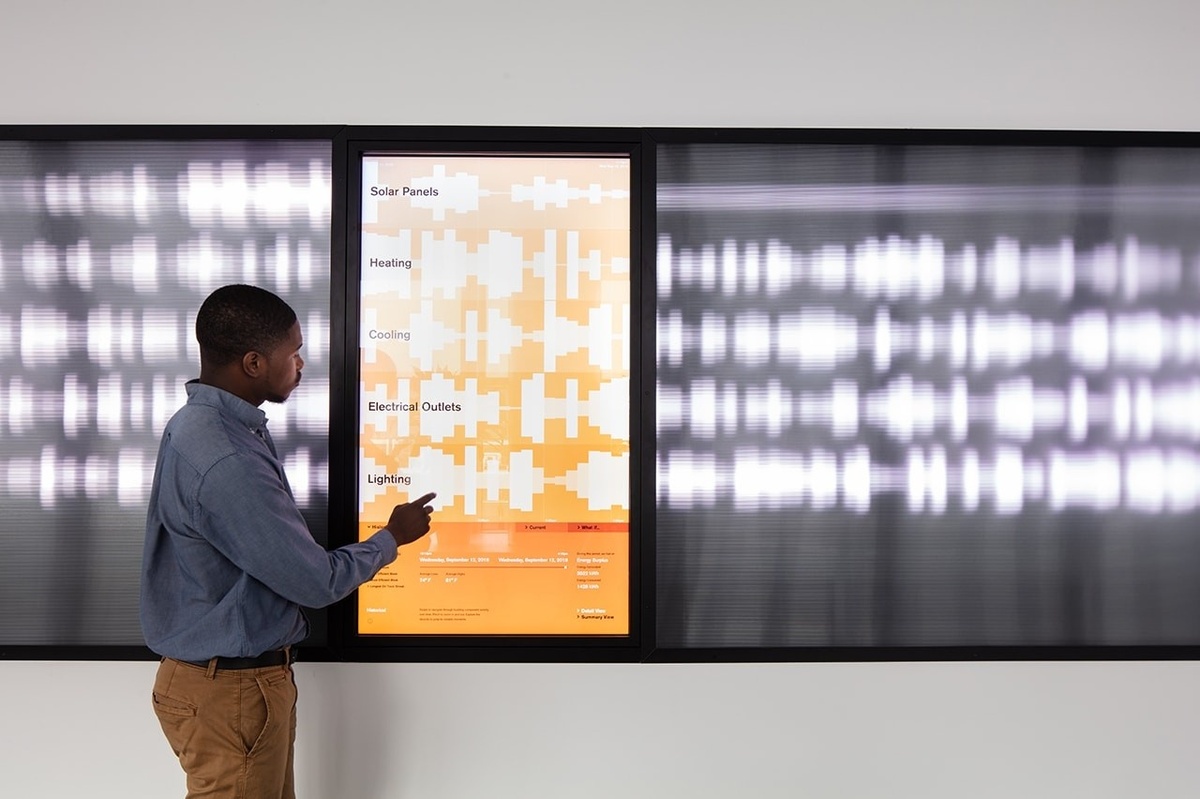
xmin=194 ymin=451 xmax=435 ymax=608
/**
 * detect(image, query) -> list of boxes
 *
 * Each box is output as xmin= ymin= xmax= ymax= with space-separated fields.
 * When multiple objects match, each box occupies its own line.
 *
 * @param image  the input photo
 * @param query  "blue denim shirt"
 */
xmin=140 ymin=381 xmax=397 ymax=660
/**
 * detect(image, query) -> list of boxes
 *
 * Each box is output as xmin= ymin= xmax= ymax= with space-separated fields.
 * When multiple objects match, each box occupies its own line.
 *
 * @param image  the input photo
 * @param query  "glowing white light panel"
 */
xmin=655 ymin=142 xmax=1200 ymax=649
xmin=0 ymin=139 xmax=332 ymax=646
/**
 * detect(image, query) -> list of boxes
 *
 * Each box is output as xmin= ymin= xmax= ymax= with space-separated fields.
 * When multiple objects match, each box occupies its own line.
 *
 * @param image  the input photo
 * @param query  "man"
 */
xmin=141 ymin=284 xmax=435 ymax=798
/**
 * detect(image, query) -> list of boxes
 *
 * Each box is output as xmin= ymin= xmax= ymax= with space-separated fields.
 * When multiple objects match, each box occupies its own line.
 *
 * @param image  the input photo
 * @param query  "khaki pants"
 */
xmin=152 ymin=657 xmax=298 ymax=799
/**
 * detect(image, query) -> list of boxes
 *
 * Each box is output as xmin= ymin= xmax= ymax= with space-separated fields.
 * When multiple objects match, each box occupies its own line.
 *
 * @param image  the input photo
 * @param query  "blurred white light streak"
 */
xmin=733 ymin=312 xmax=770 ymax=366
xmin=1069 ymin=377 xmax=1088 ymax=443
xmin=220 ymin=161 xmax=249 ymax=226
xmin=177 ymin=234 xmax=229 ymax=292
xmin=742 ymin=241 xmax=761 ymax=294
xmin=87 ymin=305 xmax=115 ymax=368
xmin=676 ymin=246 xmax=695 ymax=290
xmin=994 ymin=447 xmax=1024 ymax=515
xmin=949 ymin=312 xmax=968 ymax=369
xmin=66 ymin=240 xmax=93 ymax=290
xmin=63 ymin=373 xmax=86 ymax=439
xmin=1133 ymin=379 xmax=1155 ymax=441
xmin=44 ymin=173 xmax=85 ymax=216
xmin=987 ymin=237 xmax=1021 ymax=300
xmin=297 ymin=238 xmax=314 ymax=291
xmin=6 ymin=456 xmax=35 ymax=498
xmin=1164 ymin=449 xmax=1200 ymax=512
xmin=659 ymin=234 xmax=1190 ymax=305
xmin=916 ymin=235 xmax=944 ymax=300
xmin=97 ymin=374 xmax=123 ymax=438
xmin=129 ymin=381 xmax=145 ymax=432
xmin=852 ymin=238 xmax=882 ymax=297
xmin=256 ymin=162 xmax=298 ymax=225
xmin=733 ymin=449 xmax=803 ymax=510
xmin=152 ymin=375 xmax=186 ymax=437
xmin=284 ymin=449 xmax=311 ymax=506
xmin=20 ymin=305 xmax=72 ymax=366
xmin=110 ymin=236 xmax=159 ymax=293
xmin=810 ymin=450 xmax=838 ymax=510
xmin=307 ymin=159 xmax=331 ymax=228
xmin=662 ymin=311 xmax=682 ymax=367
xmin=698 ymin=243 xmax=716 ymax=291
xmin=0 ymin=314 xmax=13 ymax=361
xmin=842 ymin=447 xmax=871 ymax=513
xmin=665 ymin=449 xmax=717 ymax=509
xmin=777 ymin=309 xmax=856 ymax=370
xmin=883 ymin=236 xmax=915 ymax=300
xmin=7 ymin=377 xmax=31 ymax=435
xmin=656 ymin=235 xmax=672 ymax=299
xmin=39 ymin=445 xmax=57 ymax=508
xmin=1126 ymin=448 xmax=1166 ymax=513
xmin=271 ymin=235 xmax=291 ymax=292
xmin=813 ymin=244 xmax=847 ymax=293
xmin=1113 ymin=312 xmax=1164 ymax=370
xmin=1048 ymin=450 xmax=1121 ymax=511
xmin=1111 ymin=379 xmax=1131 ymax=441
xmin=117 ymin=448 xmax=148 ymax=507
xmin=22 ymin=240 xmax=59 ymax=288
xmin=928 ymin=446 xmax=948 ymax=513
xmin=917 ymin=316 xmax=935 ymax=362
xmin=657 ymin=384 xmax=682 ymax=434
xmin=765 ymin=240 xmax=792 ymax=295
xmin=84 ymin=454 xmax=111 ymax=499
xmin=141 ymin=310 xmax=180 ymax=363
xmin=1121 ymin=237 xmax=1140 ymax=301
xmin=721 ymin=239 xmax=737 ymax=297
xmin=831 ymin=380 xmax=858 ymax=439
xmin=685 ymin=437 xmax=1200 ymax=515
xmin=950 ymin=378 xmax=968 ymax=442
xmin=1071 ymin=311 xmax=1109 ymax=372
xmin=305 ymin=311 xmax=326 ymax=365
xmin=132 ymin=165 xmax=152 ymax=223
xmin=700 ymin=312 xmax=725 ymax=365
xmin=874 ymin=306 xmax=891 ymax=372
xmin=689 ymin=379 xmax=716 ymax=439
xmin=995 ymin=378 xmax=1034 ymax=442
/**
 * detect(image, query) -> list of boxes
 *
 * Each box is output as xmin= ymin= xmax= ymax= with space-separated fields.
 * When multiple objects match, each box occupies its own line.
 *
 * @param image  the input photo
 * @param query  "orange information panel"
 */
xmin=356 ymin=152 xmax=631 ymax=635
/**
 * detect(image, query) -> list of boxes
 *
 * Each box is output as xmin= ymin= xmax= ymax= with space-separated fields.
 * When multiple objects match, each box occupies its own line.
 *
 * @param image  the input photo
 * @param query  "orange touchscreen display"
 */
xmin=356 ymin=153 xmax=630 ymax=635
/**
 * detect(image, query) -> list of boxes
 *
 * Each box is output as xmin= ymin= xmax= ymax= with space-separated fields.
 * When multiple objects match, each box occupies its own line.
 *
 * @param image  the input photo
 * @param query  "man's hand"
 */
xmin=384 ymin=492 xmax=437 ymax=547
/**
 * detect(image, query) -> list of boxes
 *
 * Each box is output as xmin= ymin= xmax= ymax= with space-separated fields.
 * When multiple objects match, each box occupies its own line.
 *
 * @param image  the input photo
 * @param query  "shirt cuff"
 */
xmin=367 ymin=528 xmax=399 ymax=564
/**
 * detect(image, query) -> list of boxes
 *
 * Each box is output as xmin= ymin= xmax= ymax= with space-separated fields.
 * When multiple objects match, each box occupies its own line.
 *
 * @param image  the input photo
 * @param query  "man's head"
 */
xmin=196 ymin=284 xmax=305 ymax=406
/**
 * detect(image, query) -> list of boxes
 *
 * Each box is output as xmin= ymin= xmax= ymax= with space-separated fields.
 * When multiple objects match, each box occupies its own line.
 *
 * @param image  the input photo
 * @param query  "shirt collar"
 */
xmin=185 ymin=380 xmax=269 ymax=433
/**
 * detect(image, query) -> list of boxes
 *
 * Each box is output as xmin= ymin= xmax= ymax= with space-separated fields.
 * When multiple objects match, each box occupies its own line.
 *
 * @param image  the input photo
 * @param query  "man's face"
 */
xmin=261 ymin=321 xmax=305 ymax=404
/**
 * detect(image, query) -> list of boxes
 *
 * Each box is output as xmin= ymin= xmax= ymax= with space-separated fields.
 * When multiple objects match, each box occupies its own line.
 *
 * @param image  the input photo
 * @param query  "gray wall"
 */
xmin=3 ymin=1 xmax=1200 ymax=797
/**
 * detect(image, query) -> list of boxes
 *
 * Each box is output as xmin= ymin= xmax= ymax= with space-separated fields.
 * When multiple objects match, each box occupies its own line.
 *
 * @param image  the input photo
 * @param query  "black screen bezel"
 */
xmin=329 ymin=127 xmax=650 ymax=662
xmin=644 ymin=126 xmax=1200 ymax=664
xmin=6 ymin=125 xmax=1200 ymax=663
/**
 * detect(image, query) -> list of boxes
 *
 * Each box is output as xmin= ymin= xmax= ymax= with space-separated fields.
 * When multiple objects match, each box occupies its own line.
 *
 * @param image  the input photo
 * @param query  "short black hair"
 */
xmin=195 ymin=284 xmax=298 ymax=366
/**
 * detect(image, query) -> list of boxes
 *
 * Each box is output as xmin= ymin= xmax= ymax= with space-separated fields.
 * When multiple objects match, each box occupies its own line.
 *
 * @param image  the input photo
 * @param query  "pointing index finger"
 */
xmin=410 ymin=492 xmax=437 ymax=507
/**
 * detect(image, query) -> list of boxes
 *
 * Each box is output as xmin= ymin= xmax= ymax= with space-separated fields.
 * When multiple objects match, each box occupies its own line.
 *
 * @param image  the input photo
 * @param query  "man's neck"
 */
xmin=197 ymin=367 xmax=262 ymax=407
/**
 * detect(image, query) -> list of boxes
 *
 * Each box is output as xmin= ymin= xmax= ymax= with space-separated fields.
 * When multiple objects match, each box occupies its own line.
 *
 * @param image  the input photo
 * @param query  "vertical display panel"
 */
xmin=355 ymin=151 xmax=632 ymax=636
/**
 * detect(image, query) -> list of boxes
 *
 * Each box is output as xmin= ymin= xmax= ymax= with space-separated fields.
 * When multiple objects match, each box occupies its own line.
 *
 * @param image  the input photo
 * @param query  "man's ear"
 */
xmin=241 ymin=350 xmax=265 ymax=378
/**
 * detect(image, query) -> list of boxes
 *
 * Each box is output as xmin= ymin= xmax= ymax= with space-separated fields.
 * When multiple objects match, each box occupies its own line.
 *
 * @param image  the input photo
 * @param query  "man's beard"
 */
xmin=266 ymin=373 xmax=301 ymax=404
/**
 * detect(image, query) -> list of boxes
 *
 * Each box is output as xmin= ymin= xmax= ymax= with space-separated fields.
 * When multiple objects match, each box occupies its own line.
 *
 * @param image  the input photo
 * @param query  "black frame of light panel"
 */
xmin=5 ymin=126 xmax=1200 ymax=663
xmin=0 ymin=125 xmax=342 ymax=662
xmin=328 ymin=127 xmax=651 ymax=663
xmin=644 ymin=126 xmax=1200 ymax=664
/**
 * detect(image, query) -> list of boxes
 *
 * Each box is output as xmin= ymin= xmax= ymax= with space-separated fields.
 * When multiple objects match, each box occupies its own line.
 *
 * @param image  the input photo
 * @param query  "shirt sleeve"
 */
xmin=193 ymin=447 xmax=399 ymax=608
